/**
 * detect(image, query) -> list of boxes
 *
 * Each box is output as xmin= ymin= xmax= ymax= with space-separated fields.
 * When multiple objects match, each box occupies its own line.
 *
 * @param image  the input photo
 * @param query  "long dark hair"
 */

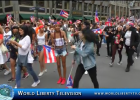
xmin=27 ymin=26 xmax=36 ymax=42
xmin=19 ymin=25 xmax=28 ymax=37
xmin=82 ymin=28 xmax=99 ymax=44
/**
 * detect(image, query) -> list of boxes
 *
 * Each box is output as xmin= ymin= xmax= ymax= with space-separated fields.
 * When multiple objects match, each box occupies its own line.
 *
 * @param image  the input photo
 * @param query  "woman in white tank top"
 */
xmin=37 ymin=25 xmax=48 ymax=77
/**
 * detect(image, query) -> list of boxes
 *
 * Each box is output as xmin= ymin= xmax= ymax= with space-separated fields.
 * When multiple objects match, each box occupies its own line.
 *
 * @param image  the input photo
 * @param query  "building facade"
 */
xmin=130 ymin=1 xmax=140 ymax=18
xmin=0 ymin=0 xmax=130 ymax=23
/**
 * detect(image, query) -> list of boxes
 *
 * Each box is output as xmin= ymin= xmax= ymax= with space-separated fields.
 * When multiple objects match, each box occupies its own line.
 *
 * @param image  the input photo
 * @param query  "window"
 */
xmin=0 ymin=1 xmax=2 ymax=7
xmin=98 ymin=5 xmax=100 ymax=11
xmin=19 ymin=0 xmax=33 ymax=6
xmin=38 ymin=0 xmax=44 ymax=7
xmin=52 ymin=1 xmax=55 ymax=8
xmin=5 ymin=7 xmax=13 ymax=12
xmin=88 ymin=4 xmax=92 ymax=11
xmin=84 ymin=3 xmax=87 ymax=11
xmin=5 ymin=0 xmax=11 ymax=6
xmin=46 ymin=1 xmax=49 ymax=8
xmin=78 ymin=2 xmax=82 ymax=10
xmin=56 ymin=1 xmax=62 ymax=9
xmin=102 ymin=6 xmax=104 ymax=12
xmin=105 ymin=6 xmax=107 ymax=13
xmin=94 ymin=4 xmax=96 ymax=12
xmin=64 ymin=1 xmax=69 ymax=9
xmin=72 ymin=1 xmax=76 ymax=10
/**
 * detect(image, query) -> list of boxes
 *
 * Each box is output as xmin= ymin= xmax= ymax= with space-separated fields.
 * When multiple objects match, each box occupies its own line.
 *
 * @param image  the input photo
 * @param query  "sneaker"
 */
xmin=135 ymin=56 xmax=138 ymax=59
xmin=38 ymin=72 xmax=44 ymax=77
xmin=57 ymin=77 xmax=62 ymax=84
xmin=84 ymin=71 xmax=88 ymax=74
xmin=61 ymin=78 xmax=66 ymax=85
xmin=8 ymin=78 xmax=15 ymax=83
xmin=43 ymin=69 xmax=47 ymax=73
xmin=22 ymin=73 xmax=29 ymax=79
xmin=109 ymin=63 xmax=113 ymax=67
xmin=14 ymin=85 xmax=17 ymax=89
xmin=117 ymin=61 xmax=122 ymax=65
xmin=31 ymin=80 xmax=40 ymax=87
xmin=4 ymin=69 xmax=11 ymax=75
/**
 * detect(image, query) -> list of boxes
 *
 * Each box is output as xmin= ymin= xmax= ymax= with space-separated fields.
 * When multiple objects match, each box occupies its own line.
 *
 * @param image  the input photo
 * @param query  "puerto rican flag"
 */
xmin=43 ymin=45 xmax=56 ymax=63
xmin=95 ymin=11 xmax=99 ymax=23
xmin=60 ymin=10 xmax=68 ymax=18
xmin=30 ymin=16 xmax=35 ymax=22
xmin=66 ymin=75 xmax=73 ymax=88
xmin=39 ymin=20 xmax=44 ymax=25
xmin=92 ymin=28 xmax=103 ymax=35
xmin=7 ymin=14 xmax=12 ymax=25
xmin=76 ymin=20 xmax=81 ymax=24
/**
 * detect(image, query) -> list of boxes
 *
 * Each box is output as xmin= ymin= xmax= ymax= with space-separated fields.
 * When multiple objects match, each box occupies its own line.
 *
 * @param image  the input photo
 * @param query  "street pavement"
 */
xmin=0 ymin=44 xmax=140 ymax=88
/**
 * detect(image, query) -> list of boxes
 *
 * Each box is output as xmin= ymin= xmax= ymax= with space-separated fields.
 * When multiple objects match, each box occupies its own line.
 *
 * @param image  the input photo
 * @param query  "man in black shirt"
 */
xmin=103 ymin=25 xmax=115 ymax=57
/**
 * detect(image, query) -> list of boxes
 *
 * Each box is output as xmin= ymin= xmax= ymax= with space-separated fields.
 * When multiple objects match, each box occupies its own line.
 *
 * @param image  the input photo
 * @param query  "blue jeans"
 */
xmin=16 ymin=63 xmax=39 ymax=88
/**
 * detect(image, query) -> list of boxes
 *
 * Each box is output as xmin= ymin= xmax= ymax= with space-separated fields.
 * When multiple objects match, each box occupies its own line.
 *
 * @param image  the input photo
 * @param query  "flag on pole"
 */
xmin=30 ymin=16 xmax=35 ymax=22
xmin=95 ymin=11 xmax=99 ymax=23
xmin=66 ymin=75 xmax=73 ymax=88
xmin=66 ymin=65 xmax=74 ymax=88
xmin=39 ymin=20 xmax=44 ymax=25
xmin=43 ymin=45 xmax=56 ymax=63
xmin=60 ymin=10 xmax=68 ymax=18
xmin=7 ymin=14 xmax=12 ymax=25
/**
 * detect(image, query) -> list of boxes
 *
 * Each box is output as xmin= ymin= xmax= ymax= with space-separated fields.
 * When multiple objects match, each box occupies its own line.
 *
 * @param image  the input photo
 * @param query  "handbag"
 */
xmin=0 ymin=44 xmax=8 ymax=53
xmin=17 ymin=52 xmax=29 ymax=67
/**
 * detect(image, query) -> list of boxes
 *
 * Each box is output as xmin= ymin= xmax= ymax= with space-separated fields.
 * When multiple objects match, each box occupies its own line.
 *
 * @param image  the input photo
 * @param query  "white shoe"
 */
xmin=109 ymin=63 xmax=113 ymax=67
xmin=31 ymin=80 xmax=40 ymax=87
xmin=44 ymin=69 xmax=47 ymax=73
xmin=4 ymin=69 xmax=11 ymax=75
xmin=14 ymin=85 xmax=17 ymax=89
xmin=38 ymin=72 xmax=44 ymax=77
xmin=135 ymin=56 xmax=138 ymax=59
xmin=84 ymin=71 xmax=88 ymax=74
xmin=117 ymin=61 xmax=122 ymax=65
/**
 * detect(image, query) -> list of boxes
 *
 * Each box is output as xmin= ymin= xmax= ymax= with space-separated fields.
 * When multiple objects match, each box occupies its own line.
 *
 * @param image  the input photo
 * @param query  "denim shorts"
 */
xmin=37 ymin=45 xmax=43 ymax=52
xmin=55 ymin=47 xmax=67 ymax=57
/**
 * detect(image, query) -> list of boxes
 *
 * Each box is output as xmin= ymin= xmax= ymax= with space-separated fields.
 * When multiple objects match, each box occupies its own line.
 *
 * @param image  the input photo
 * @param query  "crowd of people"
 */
xmin=0 ymin=16 xmax=140 ymax=88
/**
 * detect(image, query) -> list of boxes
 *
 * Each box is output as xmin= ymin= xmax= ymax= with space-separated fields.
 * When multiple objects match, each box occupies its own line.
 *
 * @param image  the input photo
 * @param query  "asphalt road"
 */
xmin=0 ymin=44 xmax=140 ymax=88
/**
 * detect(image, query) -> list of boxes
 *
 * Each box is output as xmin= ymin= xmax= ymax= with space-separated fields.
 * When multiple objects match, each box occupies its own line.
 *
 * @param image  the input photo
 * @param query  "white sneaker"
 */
xmin=84 ymin=71 xmax=88 ymax=74
xmin=135 ymin=56 xmax=138 ymax=59
xmin=31 ymin=80 xmax=40 ymax=87
xmin=38 ymin=72 xmax=44 ymax=77
xmin=109 ymin=63 xmax=113 ymax=67
xmin=4 ymin=69 xmax=11 ymax=75
xmin=43 ymin=69 xmax=47 ymax=73
xmin=117 ymin=61 xmax=122 ymax=65
xmin=14 ymin=85 xmax=17 ymax=89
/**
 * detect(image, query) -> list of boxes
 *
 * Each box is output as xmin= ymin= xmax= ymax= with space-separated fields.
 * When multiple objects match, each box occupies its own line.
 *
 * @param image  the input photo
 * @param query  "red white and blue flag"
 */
xmin=95 ymin=11 xmax=99 ymax=23
xmin=39 ymin=20 xmax=44 ymax=25
xmin=76 ymin=20 xmax=81 ymax=24
xmin=66 ymin=75 xmax=73 ymax=88
xmin=7 ymin=14 xmax=12 ymax=25
xmin=60 ymin=10 xmax=68 ymax=18
xmin=30 ymin=16 xmax=35 ymax=22
xmin=92 ymin=28 xmax=103 ymax=34
xmin=105 ymin=18 xmax=112 ymax=26
xmin=43 ymin=45 xmax=56 ymax=63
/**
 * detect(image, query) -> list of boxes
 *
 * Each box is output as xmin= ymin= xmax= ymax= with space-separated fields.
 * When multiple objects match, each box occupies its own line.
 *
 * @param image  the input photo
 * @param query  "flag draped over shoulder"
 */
xmin=43 ymin=45 xmax=56 ymax=63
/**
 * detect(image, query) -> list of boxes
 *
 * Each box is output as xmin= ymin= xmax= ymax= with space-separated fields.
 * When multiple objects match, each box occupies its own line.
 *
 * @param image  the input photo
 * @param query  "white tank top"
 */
xmin=55 ymin=38 xmax=65 ymax=46
xmin=37 ymin=33 xmax=46 ymax=45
